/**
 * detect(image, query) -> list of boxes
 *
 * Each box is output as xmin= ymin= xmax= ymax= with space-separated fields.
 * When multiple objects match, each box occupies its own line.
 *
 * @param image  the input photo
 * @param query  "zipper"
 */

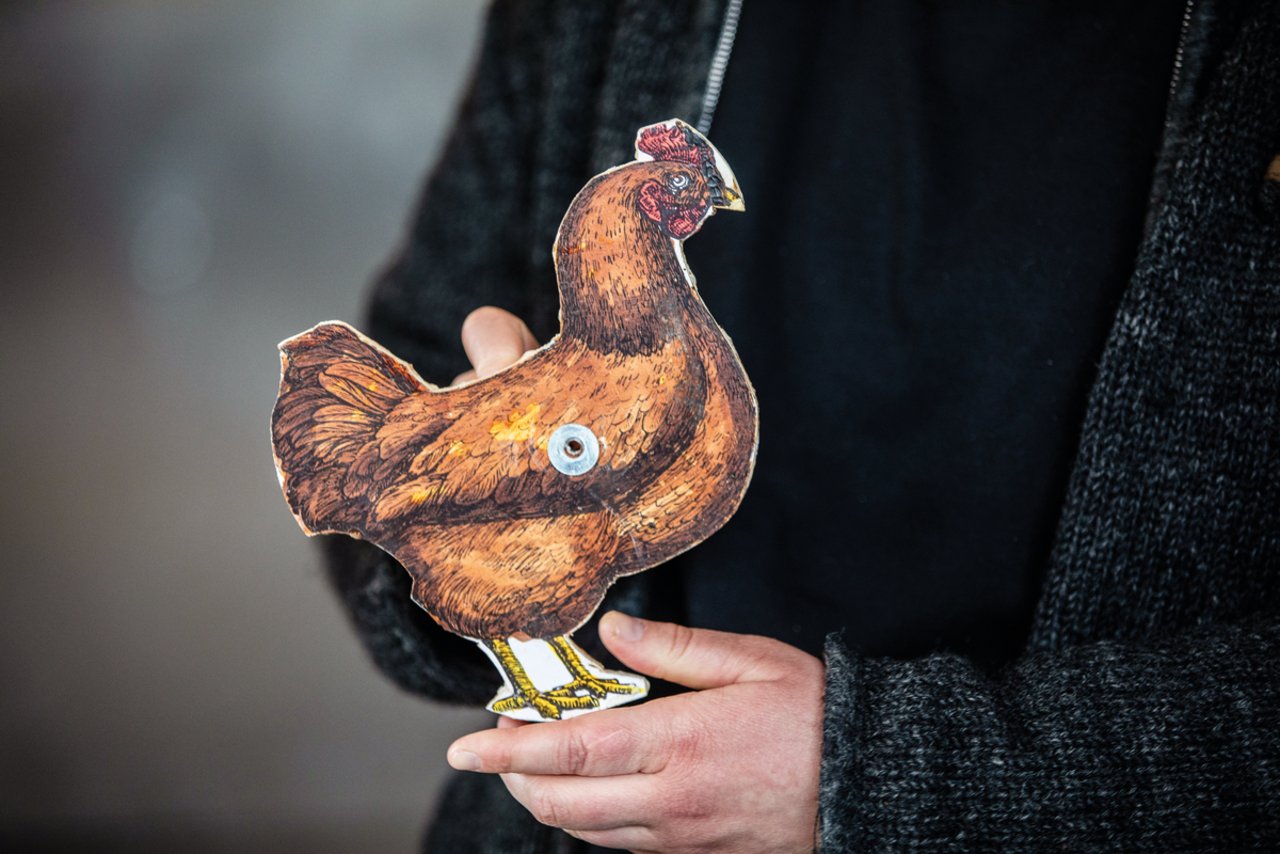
xmin=696 ymin=0 xmax=744 ymax=137
xmin=1164 ymin=0 xmax=1196 ymax=135
xmin=1145 ymin=0 xmax=1198 ymax=232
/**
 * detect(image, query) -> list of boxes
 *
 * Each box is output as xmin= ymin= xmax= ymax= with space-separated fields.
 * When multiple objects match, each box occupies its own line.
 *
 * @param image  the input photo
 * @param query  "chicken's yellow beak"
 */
xmin=701 ymin=130 xmax=744 ymax=211
xmin=717 ymin=183 xmax=745 ymax=212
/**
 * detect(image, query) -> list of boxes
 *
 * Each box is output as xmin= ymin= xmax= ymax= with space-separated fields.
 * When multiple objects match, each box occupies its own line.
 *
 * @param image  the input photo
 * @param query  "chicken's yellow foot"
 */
xmin=544 ymin=635 xmax=646 ymax=701
xmin=484 ymin=638 xmax=598 ymax=720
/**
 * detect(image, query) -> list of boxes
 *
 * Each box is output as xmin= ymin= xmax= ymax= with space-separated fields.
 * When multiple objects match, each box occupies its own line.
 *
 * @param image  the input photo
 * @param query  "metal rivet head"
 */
xmin=547 ymin=423 xmax=599 ymax=476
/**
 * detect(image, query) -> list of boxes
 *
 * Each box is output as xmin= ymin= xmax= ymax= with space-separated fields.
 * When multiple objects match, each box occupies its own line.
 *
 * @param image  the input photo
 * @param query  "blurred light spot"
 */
xmin=130 ymin=193 xmax=212 ymax=295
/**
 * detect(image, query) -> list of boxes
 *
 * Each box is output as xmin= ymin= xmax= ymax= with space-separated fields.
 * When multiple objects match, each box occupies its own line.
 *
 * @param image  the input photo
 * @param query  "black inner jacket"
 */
xmin=671 ymin=0 xmax=1186 ymax=671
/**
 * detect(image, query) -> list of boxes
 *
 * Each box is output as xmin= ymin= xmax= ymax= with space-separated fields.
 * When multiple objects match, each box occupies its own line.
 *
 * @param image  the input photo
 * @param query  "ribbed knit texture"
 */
xmin=316 ymin=1 xmax=1280 ymax=849
xmin=1031 ymin=1 xmax=1280 ymax=651
xmin=821 ymin=619 xmax=1280 ymax=850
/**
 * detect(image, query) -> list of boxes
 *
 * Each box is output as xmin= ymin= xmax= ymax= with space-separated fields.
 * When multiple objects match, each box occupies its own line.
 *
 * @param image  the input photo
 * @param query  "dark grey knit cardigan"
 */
xmin=321 ymin=1 xmax=1280 ymax=850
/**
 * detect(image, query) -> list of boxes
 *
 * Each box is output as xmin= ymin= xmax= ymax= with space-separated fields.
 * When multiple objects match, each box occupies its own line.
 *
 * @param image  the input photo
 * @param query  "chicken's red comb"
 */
xmin=637 ymin=124 xmax=701 ymax=165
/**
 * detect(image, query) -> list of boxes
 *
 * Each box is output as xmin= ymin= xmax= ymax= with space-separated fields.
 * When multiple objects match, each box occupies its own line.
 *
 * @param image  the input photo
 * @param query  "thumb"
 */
xmin=598 ymin=611 xmax=789 ymax=690
xmin=461 ymin=306 xmax=539 ymax=379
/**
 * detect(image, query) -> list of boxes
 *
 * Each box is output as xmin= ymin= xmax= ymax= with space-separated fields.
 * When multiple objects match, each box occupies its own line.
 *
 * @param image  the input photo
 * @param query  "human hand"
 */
xmin=447 ymin=611 xmax=825 ymax=853
xmin=451 ymin=305 xmax=540 ymax=384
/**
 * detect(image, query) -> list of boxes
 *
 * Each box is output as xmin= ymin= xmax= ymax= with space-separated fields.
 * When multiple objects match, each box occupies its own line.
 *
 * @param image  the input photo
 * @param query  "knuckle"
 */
xmin=530 ymin=787 xmax=568 ymax=828
xmin=561 ymin=724 xmax=637 ymax=775
xmin=666 ymin=623 xmax=696 ymax=663
xmin=559 ymin=728 xmax=591 ymax=775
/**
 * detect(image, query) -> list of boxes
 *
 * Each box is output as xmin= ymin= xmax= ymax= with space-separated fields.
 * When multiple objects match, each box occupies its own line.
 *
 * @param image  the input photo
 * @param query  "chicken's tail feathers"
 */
xmin=271 ymin=321 xmax=428 ymax=536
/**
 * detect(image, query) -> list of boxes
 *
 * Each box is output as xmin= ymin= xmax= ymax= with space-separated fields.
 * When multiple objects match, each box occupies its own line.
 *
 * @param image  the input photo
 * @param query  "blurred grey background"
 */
xmin=1 ymin=1 xmax=492 ymax=850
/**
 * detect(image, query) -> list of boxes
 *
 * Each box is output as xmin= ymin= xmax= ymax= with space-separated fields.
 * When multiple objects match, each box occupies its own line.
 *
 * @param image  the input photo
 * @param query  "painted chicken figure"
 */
xmin=272 ymin=119 xmax=758 ymax=720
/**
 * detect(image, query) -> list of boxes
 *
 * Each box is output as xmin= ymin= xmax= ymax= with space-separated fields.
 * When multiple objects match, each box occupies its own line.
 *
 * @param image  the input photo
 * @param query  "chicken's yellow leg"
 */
xmin=486 ymin=638 xmax=594 ymax=721
xmin=545 ymin=635 xmax=646 ymax=701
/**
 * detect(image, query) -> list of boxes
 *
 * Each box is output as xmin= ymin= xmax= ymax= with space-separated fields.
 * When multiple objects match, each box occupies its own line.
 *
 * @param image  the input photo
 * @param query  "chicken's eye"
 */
xmin=668 ymin=173 xmax=690 ymax=191
xmin=547 ymin=423 xmax=600 ymax=476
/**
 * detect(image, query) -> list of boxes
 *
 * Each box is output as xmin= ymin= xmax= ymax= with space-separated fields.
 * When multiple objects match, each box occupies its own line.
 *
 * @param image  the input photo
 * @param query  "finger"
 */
xmin=463 ymin=305 xmax=538 ymax=352
xmin=501 ymin=771 xmax=656 ymax=832
xmin=449 ymin=709 xmax=661 ymax=776
xmin=599 ymin=611 xmax=793 ymax=690
xmin=450 ymin=368 xmax=477 ymax=385
xmin=445 ymin=717 xmax=527 ymax=771
xmin=460 ymin=306 xmax=538 ymax=379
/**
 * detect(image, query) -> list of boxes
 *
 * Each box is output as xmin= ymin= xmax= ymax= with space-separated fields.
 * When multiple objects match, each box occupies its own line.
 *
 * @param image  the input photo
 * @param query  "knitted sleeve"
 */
xmin=818 ymin=614 xmax=1280 ymax=850
xmin=320 ymin=0 xmax=554 ymax=705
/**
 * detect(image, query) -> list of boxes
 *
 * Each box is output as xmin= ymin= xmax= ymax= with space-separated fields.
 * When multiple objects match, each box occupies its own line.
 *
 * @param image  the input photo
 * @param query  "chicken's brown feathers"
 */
xmin=365 ymin=338 xmax=703 ymax=527
xmin=272 ymin=322 xmax=431 ymax=535
xmin=400 ymin=513 xmax=621 ymax=639
xmin=270 ymin=121 xmax=758 ymax=642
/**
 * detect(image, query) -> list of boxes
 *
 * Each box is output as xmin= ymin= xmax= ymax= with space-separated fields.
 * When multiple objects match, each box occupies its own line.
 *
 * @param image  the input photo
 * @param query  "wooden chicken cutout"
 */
xmin=272 ymin=119 xmax=758 ymax=721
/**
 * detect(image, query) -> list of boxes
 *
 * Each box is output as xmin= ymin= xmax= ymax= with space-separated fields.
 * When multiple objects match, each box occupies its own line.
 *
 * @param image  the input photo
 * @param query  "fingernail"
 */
xmin=448 ymin=749 xmax=481 ymax=771
xmin=609 ymin=611 xmax=645 ymax=642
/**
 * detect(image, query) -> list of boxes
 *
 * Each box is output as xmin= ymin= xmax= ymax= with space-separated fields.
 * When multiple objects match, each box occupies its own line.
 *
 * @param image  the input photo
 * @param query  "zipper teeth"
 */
xmin=696 ymin=0 xmax=744 ymax=136
xmin=1165 ymin=0 xmax=1196 ymax=120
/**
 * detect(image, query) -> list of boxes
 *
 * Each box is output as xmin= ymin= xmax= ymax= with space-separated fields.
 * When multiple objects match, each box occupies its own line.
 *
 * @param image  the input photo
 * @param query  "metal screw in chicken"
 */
xmin=548 ymin=423 xmax=599 ymax=476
